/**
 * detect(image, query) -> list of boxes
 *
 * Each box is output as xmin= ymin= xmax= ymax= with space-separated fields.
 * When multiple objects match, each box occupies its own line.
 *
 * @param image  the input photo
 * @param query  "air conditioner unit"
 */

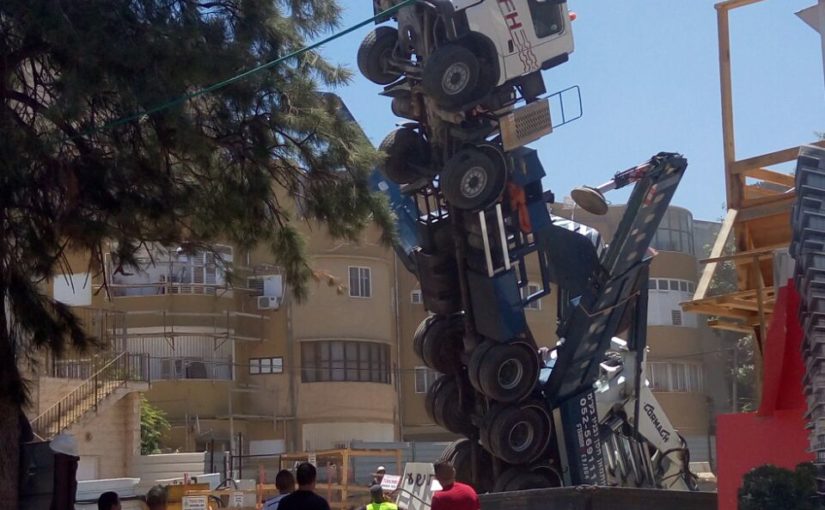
xmin=248 ymin=275 xmax=283 ymax=297
xmin=257 ymin=295 xmax=281 ymax=311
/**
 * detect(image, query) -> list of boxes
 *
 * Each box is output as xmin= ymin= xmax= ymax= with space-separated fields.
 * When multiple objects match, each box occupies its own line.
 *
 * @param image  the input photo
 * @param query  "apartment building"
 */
xmin=30 ymin=199 xmax=728 ymax=479
xmin=28 ymin=220 xmax=402 ymax=480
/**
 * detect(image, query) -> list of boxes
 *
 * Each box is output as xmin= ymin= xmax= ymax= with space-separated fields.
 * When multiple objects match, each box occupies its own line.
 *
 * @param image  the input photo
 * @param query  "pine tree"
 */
xmin=0 ymin=2 xmax=392 ymax=506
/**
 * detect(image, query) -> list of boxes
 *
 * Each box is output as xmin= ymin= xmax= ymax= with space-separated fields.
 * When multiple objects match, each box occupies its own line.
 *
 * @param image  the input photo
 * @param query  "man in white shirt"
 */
xmin=264 ymin=469 xmax=296 ymax=509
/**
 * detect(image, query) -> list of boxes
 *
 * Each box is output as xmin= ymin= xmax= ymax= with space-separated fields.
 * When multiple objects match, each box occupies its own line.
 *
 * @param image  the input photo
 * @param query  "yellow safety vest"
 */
xmin=367 ymin=502 xmax=398 ymax=510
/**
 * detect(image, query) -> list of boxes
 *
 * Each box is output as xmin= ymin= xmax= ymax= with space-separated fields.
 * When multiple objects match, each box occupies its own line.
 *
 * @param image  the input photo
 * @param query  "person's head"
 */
xmin=98 ymin=491 xmax=120 ymax=510
xmin=369 ymin=484 xmax=384 ymax=504
xmin=296 ymin=462 xmax=318 ymax=490
xmin=375 ymin=465 xmax=386 ymax=481
xmin=145 ymin=485 xmax=166 ymax=510
xmin=433 ymin=460 xmax=456 ymax=487
xmin=275 ymin=469 xmax=296 ymax=495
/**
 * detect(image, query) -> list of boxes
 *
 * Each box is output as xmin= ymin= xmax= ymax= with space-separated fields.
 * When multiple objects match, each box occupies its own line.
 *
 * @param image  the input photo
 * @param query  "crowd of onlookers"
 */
xmin=95 ymin=459 xmax=479 ymax=510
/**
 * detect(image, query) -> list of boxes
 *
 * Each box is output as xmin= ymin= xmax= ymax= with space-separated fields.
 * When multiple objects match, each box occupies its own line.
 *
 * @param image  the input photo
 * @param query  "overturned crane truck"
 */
xmin=361 ymin=0 xmax=698 ymax=494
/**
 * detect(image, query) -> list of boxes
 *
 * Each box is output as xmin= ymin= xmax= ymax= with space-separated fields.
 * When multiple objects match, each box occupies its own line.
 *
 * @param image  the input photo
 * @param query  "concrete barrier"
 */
xmin=479 ymin=486 xmax=717 ymax=510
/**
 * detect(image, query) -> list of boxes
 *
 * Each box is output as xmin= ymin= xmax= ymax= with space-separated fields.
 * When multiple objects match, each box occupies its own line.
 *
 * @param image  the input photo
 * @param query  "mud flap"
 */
xmin=555 ymin=389 xmax=608 ymax=486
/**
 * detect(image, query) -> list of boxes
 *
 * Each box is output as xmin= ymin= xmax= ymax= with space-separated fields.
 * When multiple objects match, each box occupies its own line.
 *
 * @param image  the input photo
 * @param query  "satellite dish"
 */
xmin=570 ymin=186 xmax=609 ymax=215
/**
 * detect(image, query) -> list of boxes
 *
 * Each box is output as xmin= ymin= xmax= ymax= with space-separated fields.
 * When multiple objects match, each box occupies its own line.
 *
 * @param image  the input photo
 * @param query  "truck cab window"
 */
xmin=528 ymin=0 xmax=564 ymax=38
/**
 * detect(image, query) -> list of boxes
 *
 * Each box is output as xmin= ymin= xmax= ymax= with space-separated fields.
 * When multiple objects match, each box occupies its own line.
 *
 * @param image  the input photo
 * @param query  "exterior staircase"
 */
xmin=31 ymin=352 xmax=150 ymax=440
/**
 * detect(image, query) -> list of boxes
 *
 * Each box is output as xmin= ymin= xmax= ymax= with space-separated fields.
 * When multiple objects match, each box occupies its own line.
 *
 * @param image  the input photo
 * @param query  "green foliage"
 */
xmin=140 ymin=396 xmax=171 ymax=455
xmin=732 ymin=335 xmax=756 ymax=411
xmin=702 ymin=218 xmax=756 ymax=411
xmin=0 ymin=0 xmax=394 ymax=409
xmin=738 ymin=463 xmax=821 ymax=510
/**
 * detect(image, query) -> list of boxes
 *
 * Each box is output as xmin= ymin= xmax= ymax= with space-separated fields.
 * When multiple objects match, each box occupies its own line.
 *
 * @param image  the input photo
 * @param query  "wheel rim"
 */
xmin=508 ymin=420 xmax=535 ymax=453
xmin=460 ymin=166 xmax=487 ymax=199
xmin=497 ymin=358 xmax=523 ymax=390
xmin=442 ymin=62 xmax=471 ymax=95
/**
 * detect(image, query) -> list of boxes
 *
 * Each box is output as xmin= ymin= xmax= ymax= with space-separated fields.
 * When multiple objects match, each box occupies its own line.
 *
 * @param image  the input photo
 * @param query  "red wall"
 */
xmin=715 ymin=282 xmax=814 ymax=510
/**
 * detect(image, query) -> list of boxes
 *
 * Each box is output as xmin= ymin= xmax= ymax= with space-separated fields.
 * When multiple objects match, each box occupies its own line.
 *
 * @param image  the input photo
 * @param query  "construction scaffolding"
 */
xmin=276 ymin=447 xmax=403 ymax=510
xmin=683 ymin=0 xmax=825 ymax=348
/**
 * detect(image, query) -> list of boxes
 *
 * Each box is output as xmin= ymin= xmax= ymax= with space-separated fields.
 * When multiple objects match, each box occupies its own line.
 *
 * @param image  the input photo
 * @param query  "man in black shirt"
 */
xmin=278 ymin=462 xmax=331 ymax=510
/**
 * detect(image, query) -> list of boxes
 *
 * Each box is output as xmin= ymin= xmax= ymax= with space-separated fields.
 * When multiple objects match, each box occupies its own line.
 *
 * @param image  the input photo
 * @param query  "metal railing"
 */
xmin=31 ymin=352 xmax=149 ymax=439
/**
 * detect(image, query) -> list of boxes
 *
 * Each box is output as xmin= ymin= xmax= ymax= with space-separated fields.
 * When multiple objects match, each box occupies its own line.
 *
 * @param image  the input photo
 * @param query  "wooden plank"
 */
xmin=738 ymin=167 xmax=795 ymax=187
xmin=717 ymin=6 xmax=740 ymax=208
xmin=694 ymin=209 xmax=738 ymax=301
xmin=741 ymin=192 xmax=796 ymax=210
xmin=730 ymin=140 xmax=825 ymax=175
xmin=737 ymin=199 xmax=792 ymax=221
xmin=715 ymin=0 xmax=763 ymax=11
xmin=744 ymin=184 xmax=781 ymax=199
xmin=680 ymin=302 xmax=754 ymax=320
xmin=700 ymin=245 xmax=784 ymax=264
xmin=706 ymin=319 xmax=754 ymax=334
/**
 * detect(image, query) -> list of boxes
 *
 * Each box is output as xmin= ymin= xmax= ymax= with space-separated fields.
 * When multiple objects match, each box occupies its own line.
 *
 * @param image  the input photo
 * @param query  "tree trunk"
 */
xmin=0 ymin=297 xmax=22 ymax=510
xmin=0 ymin=396 xmax=20 ymax=510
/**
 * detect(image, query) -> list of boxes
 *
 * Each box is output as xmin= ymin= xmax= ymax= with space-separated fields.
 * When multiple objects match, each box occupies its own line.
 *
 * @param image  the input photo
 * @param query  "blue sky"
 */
xmin=321 ymin=1 xmax=824 ymax=221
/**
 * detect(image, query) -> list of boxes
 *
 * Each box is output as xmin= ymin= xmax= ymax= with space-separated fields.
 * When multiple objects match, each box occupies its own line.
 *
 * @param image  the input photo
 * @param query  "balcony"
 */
xmin=107 ymin=245 xmax=234 ymax=298
xmin=62 ymin=307 xmax=269 ymax=382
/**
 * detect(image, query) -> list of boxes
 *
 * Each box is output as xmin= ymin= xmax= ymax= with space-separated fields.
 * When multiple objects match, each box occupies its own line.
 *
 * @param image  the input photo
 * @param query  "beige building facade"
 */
xmin=32 ymin=201 xmax=727 ymax=479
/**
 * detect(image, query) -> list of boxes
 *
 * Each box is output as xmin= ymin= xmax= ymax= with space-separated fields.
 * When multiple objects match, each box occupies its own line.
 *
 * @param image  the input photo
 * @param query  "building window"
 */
xmin=249 ymin=357 xmax=283 ymax=375
xmin=671 ymin=310 xmax=683 ymax=326
xmin=521 ymin=283 xmax=542 ymax=310
xmin=301 ymin=341 xmax=390 ymax=384
xmin=411 ymin=290 xmax=422 ymax=304
xmin=651 ymin=209 xmax=695 ymax=256
xmin=414 ymin=367 xmax=440 ymax=394
xmin=348 ymin=267 xmax=372 ymax=298
xmin=647 ymin=362 xmax=703 ymax=392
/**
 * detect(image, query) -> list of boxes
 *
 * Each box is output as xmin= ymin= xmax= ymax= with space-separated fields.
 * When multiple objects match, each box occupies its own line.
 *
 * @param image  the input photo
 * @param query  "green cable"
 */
xmin=83 ymin=0 xmax=415 ymax=136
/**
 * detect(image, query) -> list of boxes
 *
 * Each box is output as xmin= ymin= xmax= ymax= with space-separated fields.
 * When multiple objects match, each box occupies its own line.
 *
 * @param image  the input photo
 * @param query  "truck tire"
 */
xmin=492 ymin=467 xmax=554 ymax=492
xmin=423 ymin=293 xmax=462 ymax=316
xmin=441 ymin=147 xmax=505 ymax=211
xmin=413 ymin=315 xmax=436 ymax=362
xmin=481 ymin=403 xmax=551 ymax=465
xmin=440 ymin=439 xmax=494 ymax=493
xmin=425 ymin=375 xmax=448 ymax=421
xmin=467 ymin=339 xmax=497 ymax=392
xmin=428 ymin=376 xmax=475 ymax=436
xmin=421 ymin=314 xmax=464 ymax=375
xmin=418 ymin=221 xmax=455 ymax=254
xmin=422 ymin=44 xmax=482 ymax=110
xmin=357 ymin=26 xmax=402 ymax=85
xmin=379 ymin=127 xmax=429 ymax=185
xmin=472 ymin=341 xmax=538 ymax=403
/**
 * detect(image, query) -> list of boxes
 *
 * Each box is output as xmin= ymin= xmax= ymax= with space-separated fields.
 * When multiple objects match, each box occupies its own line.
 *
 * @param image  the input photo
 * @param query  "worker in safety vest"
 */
xmin=365 ymin=484 xmax=397 ymax=510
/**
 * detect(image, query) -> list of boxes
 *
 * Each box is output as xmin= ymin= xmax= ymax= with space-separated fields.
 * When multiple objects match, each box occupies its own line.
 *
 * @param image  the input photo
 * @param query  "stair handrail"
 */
xmin=30 ymin=351 xmax=148 ymax=438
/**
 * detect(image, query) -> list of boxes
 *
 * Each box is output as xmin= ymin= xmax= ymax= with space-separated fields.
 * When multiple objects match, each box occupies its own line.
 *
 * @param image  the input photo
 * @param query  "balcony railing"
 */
xmin=31 ymin=352 xmax=149 ymax=439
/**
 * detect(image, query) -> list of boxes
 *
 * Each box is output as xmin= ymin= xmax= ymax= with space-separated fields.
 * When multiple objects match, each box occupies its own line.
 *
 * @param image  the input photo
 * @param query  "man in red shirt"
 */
xmin=430 ymin=460 xmax=480 ymax=510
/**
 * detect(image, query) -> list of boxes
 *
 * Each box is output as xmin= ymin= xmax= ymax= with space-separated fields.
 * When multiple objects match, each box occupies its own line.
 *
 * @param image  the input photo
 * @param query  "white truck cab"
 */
xmin=361 ymin=0 xmax=574 ymax=111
